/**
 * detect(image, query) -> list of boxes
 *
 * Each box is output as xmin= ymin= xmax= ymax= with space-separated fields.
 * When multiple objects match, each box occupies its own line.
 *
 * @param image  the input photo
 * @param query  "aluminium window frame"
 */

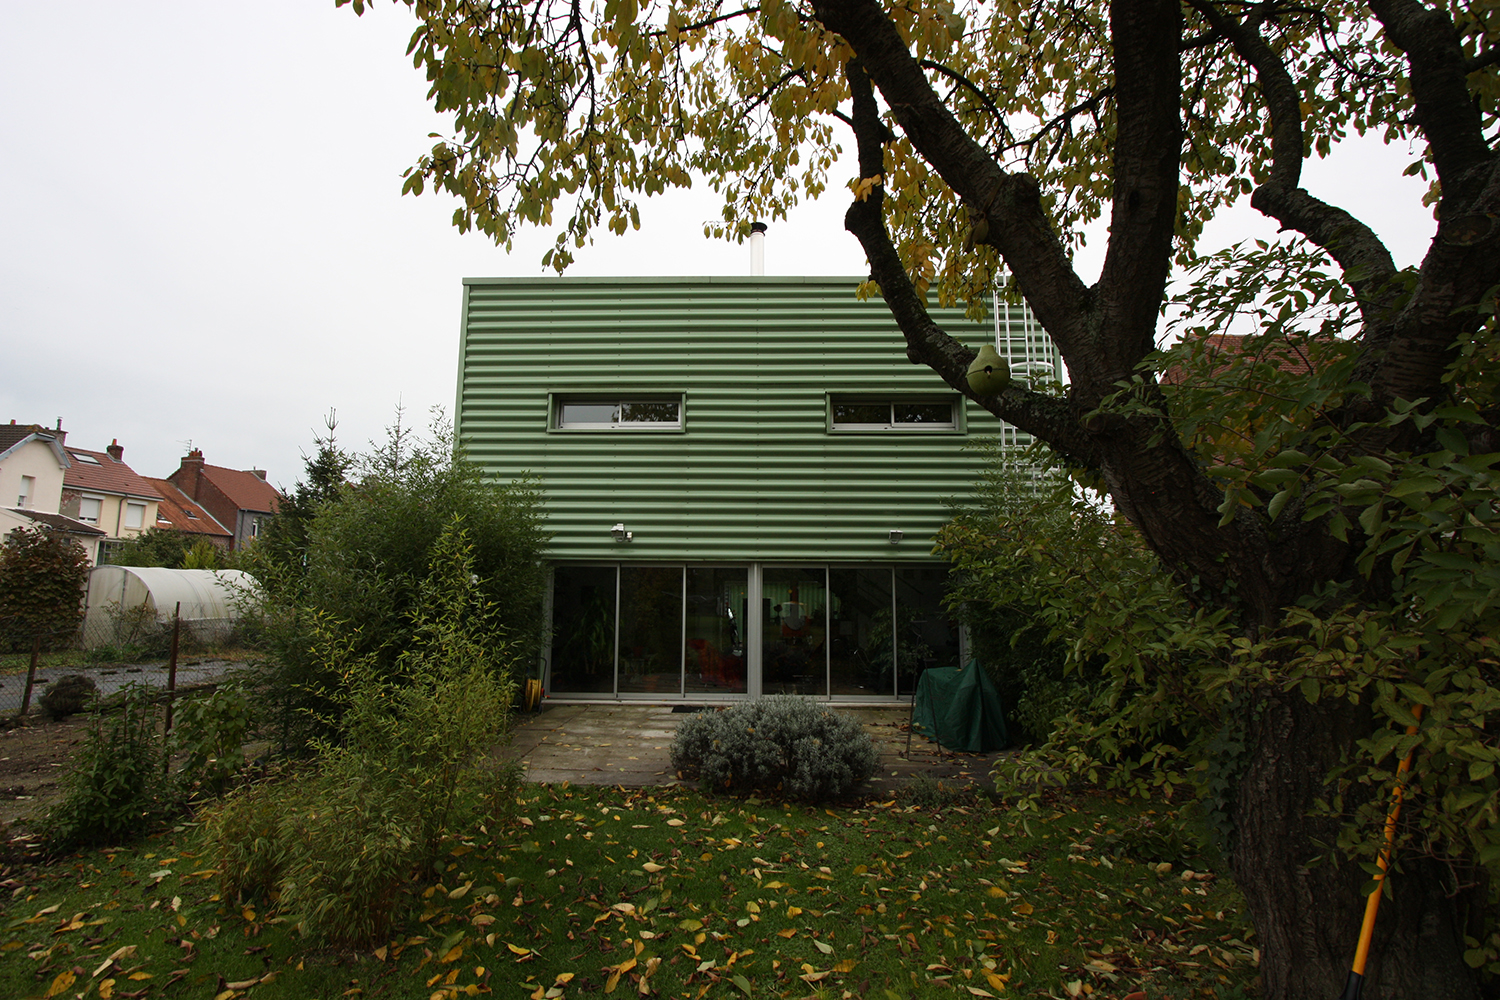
xmin=825 ymin=392 xmax=965 ymax=433
xmin=548 ymin=391 xmax=687 ymax=433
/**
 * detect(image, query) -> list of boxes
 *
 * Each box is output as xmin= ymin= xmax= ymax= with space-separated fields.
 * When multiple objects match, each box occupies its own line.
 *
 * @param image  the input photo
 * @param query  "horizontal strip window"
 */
xmin=552 ymin=394 xmax=684 ymax=431
xmin=828 ymin=395 xmax=960 ymax=432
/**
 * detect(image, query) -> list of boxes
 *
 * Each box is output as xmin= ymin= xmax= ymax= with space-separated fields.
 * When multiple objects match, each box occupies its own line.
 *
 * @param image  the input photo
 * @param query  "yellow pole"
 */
xmin=1340 ymin=704 xmax=1423 ymax=1000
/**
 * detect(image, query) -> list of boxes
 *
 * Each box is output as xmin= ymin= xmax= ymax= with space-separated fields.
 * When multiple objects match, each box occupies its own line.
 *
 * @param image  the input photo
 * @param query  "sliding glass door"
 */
xmin=547 ymin=563 xmax=958 ymax=698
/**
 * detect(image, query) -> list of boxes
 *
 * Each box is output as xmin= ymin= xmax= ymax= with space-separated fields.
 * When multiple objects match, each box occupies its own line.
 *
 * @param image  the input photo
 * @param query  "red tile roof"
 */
xmin=1161 ymin=333 xmax=1316 ymax=385
xmin=144 ymin=478 xmax=233 ymax=539
xmin=198 ymin=465 xmax=281 ymax=514
xmin=62 ymin=447 xmax=163 ymax=501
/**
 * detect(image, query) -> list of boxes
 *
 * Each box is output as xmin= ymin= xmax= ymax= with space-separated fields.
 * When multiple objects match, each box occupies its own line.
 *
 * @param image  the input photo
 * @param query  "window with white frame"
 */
xmin=78 ymin=496 xmax=102 ymax=524
xmin=125 ymin=502 xmax=145 ymax=530
xmin=18 ymin=475 xmax=34 ymax=508
xmin=554 ymin=396 xmax=682 ymax=430
xmin=828 ymin=395 xmax=959 ymax=431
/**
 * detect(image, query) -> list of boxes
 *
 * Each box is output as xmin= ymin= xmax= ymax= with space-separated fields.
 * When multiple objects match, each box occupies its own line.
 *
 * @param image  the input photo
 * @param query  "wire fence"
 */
xmin=0 ymin=608 xmax=248 ymax=718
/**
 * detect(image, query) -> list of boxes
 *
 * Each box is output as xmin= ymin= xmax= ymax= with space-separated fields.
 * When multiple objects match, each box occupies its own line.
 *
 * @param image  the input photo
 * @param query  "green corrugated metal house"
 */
xmin=455 ymin=275 xmax=1056 ymax=703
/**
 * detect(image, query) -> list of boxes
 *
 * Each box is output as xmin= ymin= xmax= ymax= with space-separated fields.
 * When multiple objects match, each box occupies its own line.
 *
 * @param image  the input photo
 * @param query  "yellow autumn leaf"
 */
xmin=834 ymin=959 xmax=857 ymax=972
xmin=44 ymin=970 xmax=76 ymax=998
xmin=128 ymin=972 xmax=153 ymax=981
xmin=554 ymin=972 xmax=575 ymax=985
xmin=984 ymin=970 xmax=1008 ymax=990
xmin=441 ymin=945 xmax=464 ymax=963
xmin=642 ymin=862 xmax=664 ymax=873
xmin=787 ymin=906 xmax=802 ymax=917
xmin=1013 ymin=902 xmax=1034 ymax=915
xmin=777 ymin=928 xmax=796 ymax=939
xmin=966 ymin=988 xmax=996 ymax=997
xmin=99 ymin=980 xmax=115 ymax=1000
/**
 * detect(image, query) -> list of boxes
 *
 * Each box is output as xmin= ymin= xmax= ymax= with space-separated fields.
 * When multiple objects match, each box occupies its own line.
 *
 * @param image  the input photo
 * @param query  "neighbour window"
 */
xmin=18 ymin=475 xmax=34 ymax=508
xmin=125 ymin=502 xmax=145 ymax=530
xmin=828 ymin=395 xmax=958 ymax=431
xmin=555 ymin=396 xmax=682 ymax=430
xmin=71 ymin=451 xmax=100 ymax=465
xmin=79 ymin=496 xmax=102 ymax=524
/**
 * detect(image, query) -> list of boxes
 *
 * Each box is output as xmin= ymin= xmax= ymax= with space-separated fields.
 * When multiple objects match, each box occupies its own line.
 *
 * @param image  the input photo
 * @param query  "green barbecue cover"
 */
xmin=911 ymin=659 xmax=1009 ymax=752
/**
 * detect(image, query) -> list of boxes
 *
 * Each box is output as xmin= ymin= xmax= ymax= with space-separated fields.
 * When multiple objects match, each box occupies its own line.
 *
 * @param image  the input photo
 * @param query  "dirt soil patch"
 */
xmin=0 ymin=713 xmax=90 ymax=835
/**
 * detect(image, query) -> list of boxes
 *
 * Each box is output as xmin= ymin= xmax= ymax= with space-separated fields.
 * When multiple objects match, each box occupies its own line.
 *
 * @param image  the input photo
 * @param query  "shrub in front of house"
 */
xmin=670 ymin=697 xmax=878 ymax=801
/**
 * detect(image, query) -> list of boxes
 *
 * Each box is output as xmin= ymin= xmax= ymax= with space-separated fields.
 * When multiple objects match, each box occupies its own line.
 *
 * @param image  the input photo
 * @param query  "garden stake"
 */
xmin=1339 ymin=703 xmax=1423 ymax=1000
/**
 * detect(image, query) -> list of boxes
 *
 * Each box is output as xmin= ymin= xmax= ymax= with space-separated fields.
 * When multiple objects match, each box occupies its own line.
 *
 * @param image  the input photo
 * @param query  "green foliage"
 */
xmin=0 ymin=526 xmax=90 ymax=652
xmin=40 ymin=685 xmax=168 ymax=851
xmin=256 ymin=409 xmax=351 ymax=573
xmin=205 ymin=523 xmax=520 ymax=946
xmin=106 ymin=527 xmax=233 ymax=570
xmin=670 ymin=697 xmax=878 ymax=801
xmin=171 ymin=681 xmax=257 ymax=799
xmin=247 ymin=409 xmax=546 ymax=753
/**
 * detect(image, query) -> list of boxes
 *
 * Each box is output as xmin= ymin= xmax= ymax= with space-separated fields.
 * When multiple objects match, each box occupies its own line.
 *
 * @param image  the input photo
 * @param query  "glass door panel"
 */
xmin=762 ymin=567 xmax=828 ymax=696
xmin=618 ymin=567 xmax=684 ymax=694
xmin=550 ymin=566 xmax=617 ymax=694
xmin=684 ymin=567 xmax=749 ymax=694
xmin=894 ymin=566 xmax=961 ymax=695
xmin=828 ymin=568 xmax=894 ymax=696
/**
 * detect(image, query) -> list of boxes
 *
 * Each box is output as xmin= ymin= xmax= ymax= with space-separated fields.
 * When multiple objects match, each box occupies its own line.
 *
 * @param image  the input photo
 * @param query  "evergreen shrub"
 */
xmin=670 ymin=697 xmax=877 ymax=801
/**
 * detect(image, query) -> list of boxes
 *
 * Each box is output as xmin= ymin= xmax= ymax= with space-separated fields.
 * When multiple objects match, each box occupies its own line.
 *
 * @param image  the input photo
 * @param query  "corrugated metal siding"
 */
xmin=456 ymin=277 xmax=1025 ymax=563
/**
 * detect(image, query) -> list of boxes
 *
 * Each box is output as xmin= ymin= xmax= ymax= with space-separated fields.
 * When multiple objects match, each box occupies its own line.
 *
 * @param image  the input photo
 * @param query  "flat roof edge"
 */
xmin=461 ymin=275 xmax=869 ymax=286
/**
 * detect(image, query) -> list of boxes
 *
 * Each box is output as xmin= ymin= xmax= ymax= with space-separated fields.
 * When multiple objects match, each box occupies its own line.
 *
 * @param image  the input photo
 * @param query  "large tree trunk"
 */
xmin=1232 ymin=691 xmax=1477 ymax=998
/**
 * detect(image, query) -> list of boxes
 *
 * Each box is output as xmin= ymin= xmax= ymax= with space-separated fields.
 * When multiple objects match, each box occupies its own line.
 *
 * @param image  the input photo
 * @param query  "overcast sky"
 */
xmin=0 ymin=1 xmax=1438 ymax=492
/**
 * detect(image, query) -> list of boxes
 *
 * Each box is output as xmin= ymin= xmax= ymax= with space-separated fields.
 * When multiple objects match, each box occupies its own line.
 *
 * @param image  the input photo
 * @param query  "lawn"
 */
xmin=0 ymin=784 xmax=1258 ymax=999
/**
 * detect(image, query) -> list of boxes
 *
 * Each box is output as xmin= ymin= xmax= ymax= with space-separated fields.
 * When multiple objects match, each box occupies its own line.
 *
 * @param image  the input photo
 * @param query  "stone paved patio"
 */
xmin=505 ymin=703 xmax=1003 ymax=792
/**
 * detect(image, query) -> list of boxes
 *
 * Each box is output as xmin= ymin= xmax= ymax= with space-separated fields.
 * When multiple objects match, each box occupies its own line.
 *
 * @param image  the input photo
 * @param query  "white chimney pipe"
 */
xmin=749 ymin=221 xmax=767 ymax=276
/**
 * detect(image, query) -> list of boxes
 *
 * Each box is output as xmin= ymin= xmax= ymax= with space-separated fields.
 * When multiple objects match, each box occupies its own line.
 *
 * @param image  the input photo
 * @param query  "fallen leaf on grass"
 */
xmin=43 ymin=970 xmax=75 ymax=998
xmin=813 ymin=940 xmax=834 ymax=955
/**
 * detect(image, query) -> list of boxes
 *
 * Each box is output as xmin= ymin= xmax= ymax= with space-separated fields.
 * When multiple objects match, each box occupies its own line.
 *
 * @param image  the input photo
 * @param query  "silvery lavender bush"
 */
xmin=670 ymin=697 xmax=878 ymax=801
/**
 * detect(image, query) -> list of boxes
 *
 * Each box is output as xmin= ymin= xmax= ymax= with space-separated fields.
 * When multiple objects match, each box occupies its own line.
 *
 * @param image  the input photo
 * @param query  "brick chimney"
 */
xmin=106 ymin=439 xmax=123 ymax=462
xmin=250 ymin=469 xmax=267 ymax=481
xmin=175 ymin=449 xmax=206 ymax=499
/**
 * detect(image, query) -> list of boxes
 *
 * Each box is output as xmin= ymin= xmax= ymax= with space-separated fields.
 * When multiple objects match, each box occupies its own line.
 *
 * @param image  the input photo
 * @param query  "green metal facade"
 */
xmin=455 ymin=276 xmax=1029 ymax=563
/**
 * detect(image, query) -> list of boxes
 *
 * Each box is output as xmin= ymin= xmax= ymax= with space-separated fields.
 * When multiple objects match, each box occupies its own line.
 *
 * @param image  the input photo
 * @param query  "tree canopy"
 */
xmin=346 ymin=0 xmax=1500 ymax=995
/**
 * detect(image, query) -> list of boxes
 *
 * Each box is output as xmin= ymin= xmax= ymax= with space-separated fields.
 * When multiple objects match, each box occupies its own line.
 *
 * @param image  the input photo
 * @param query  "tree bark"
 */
xmin=1232 ymin=691 xmax=1477 ymax=998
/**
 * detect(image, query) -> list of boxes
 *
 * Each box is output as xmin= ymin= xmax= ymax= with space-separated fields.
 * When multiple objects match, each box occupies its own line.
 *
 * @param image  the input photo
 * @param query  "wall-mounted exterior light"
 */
xmin=889 ymin=529 xmax=903 ymax=545
xmin=611 ymin=523 xmax=634 ymax=543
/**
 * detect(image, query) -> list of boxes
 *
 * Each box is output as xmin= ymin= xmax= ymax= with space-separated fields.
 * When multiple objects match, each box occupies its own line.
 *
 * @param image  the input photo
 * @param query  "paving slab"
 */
xmin=505 ymin=703 xmax=1004 ymax=793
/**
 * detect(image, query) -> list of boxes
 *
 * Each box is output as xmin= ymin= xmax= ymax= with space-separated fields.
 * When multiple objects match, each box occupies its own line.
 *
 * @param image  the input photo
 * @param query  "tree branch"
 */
xmin=811 ymin=0 xmax=1092 ymax=359
xmin=1368 ymin=0 xmax=1493 ymax=194
xmin=840 ymin=59 xmax=1101 ymax=467
xmin=1095 ymin=0 xmax=1183 ymax=363
xmin=1189 ymin=0 xmax=1400 ymax=325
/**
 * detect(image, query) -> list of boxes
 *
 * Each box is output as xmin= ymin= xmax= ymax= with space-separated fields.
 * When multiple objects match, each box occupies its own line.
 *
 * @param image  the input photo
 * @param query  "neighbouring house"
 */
xmin=166 ymin=451 xmax=281 ymax=549
xmin=0 ymin=421 xmax=109 ymax=564
xmin=454 ymin=273 xmax=1060 ymax=703
xmin=58 ymin=440 xmax=163 ymax=565
xmin=144 ymin=477 xmax=234 ymax=549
